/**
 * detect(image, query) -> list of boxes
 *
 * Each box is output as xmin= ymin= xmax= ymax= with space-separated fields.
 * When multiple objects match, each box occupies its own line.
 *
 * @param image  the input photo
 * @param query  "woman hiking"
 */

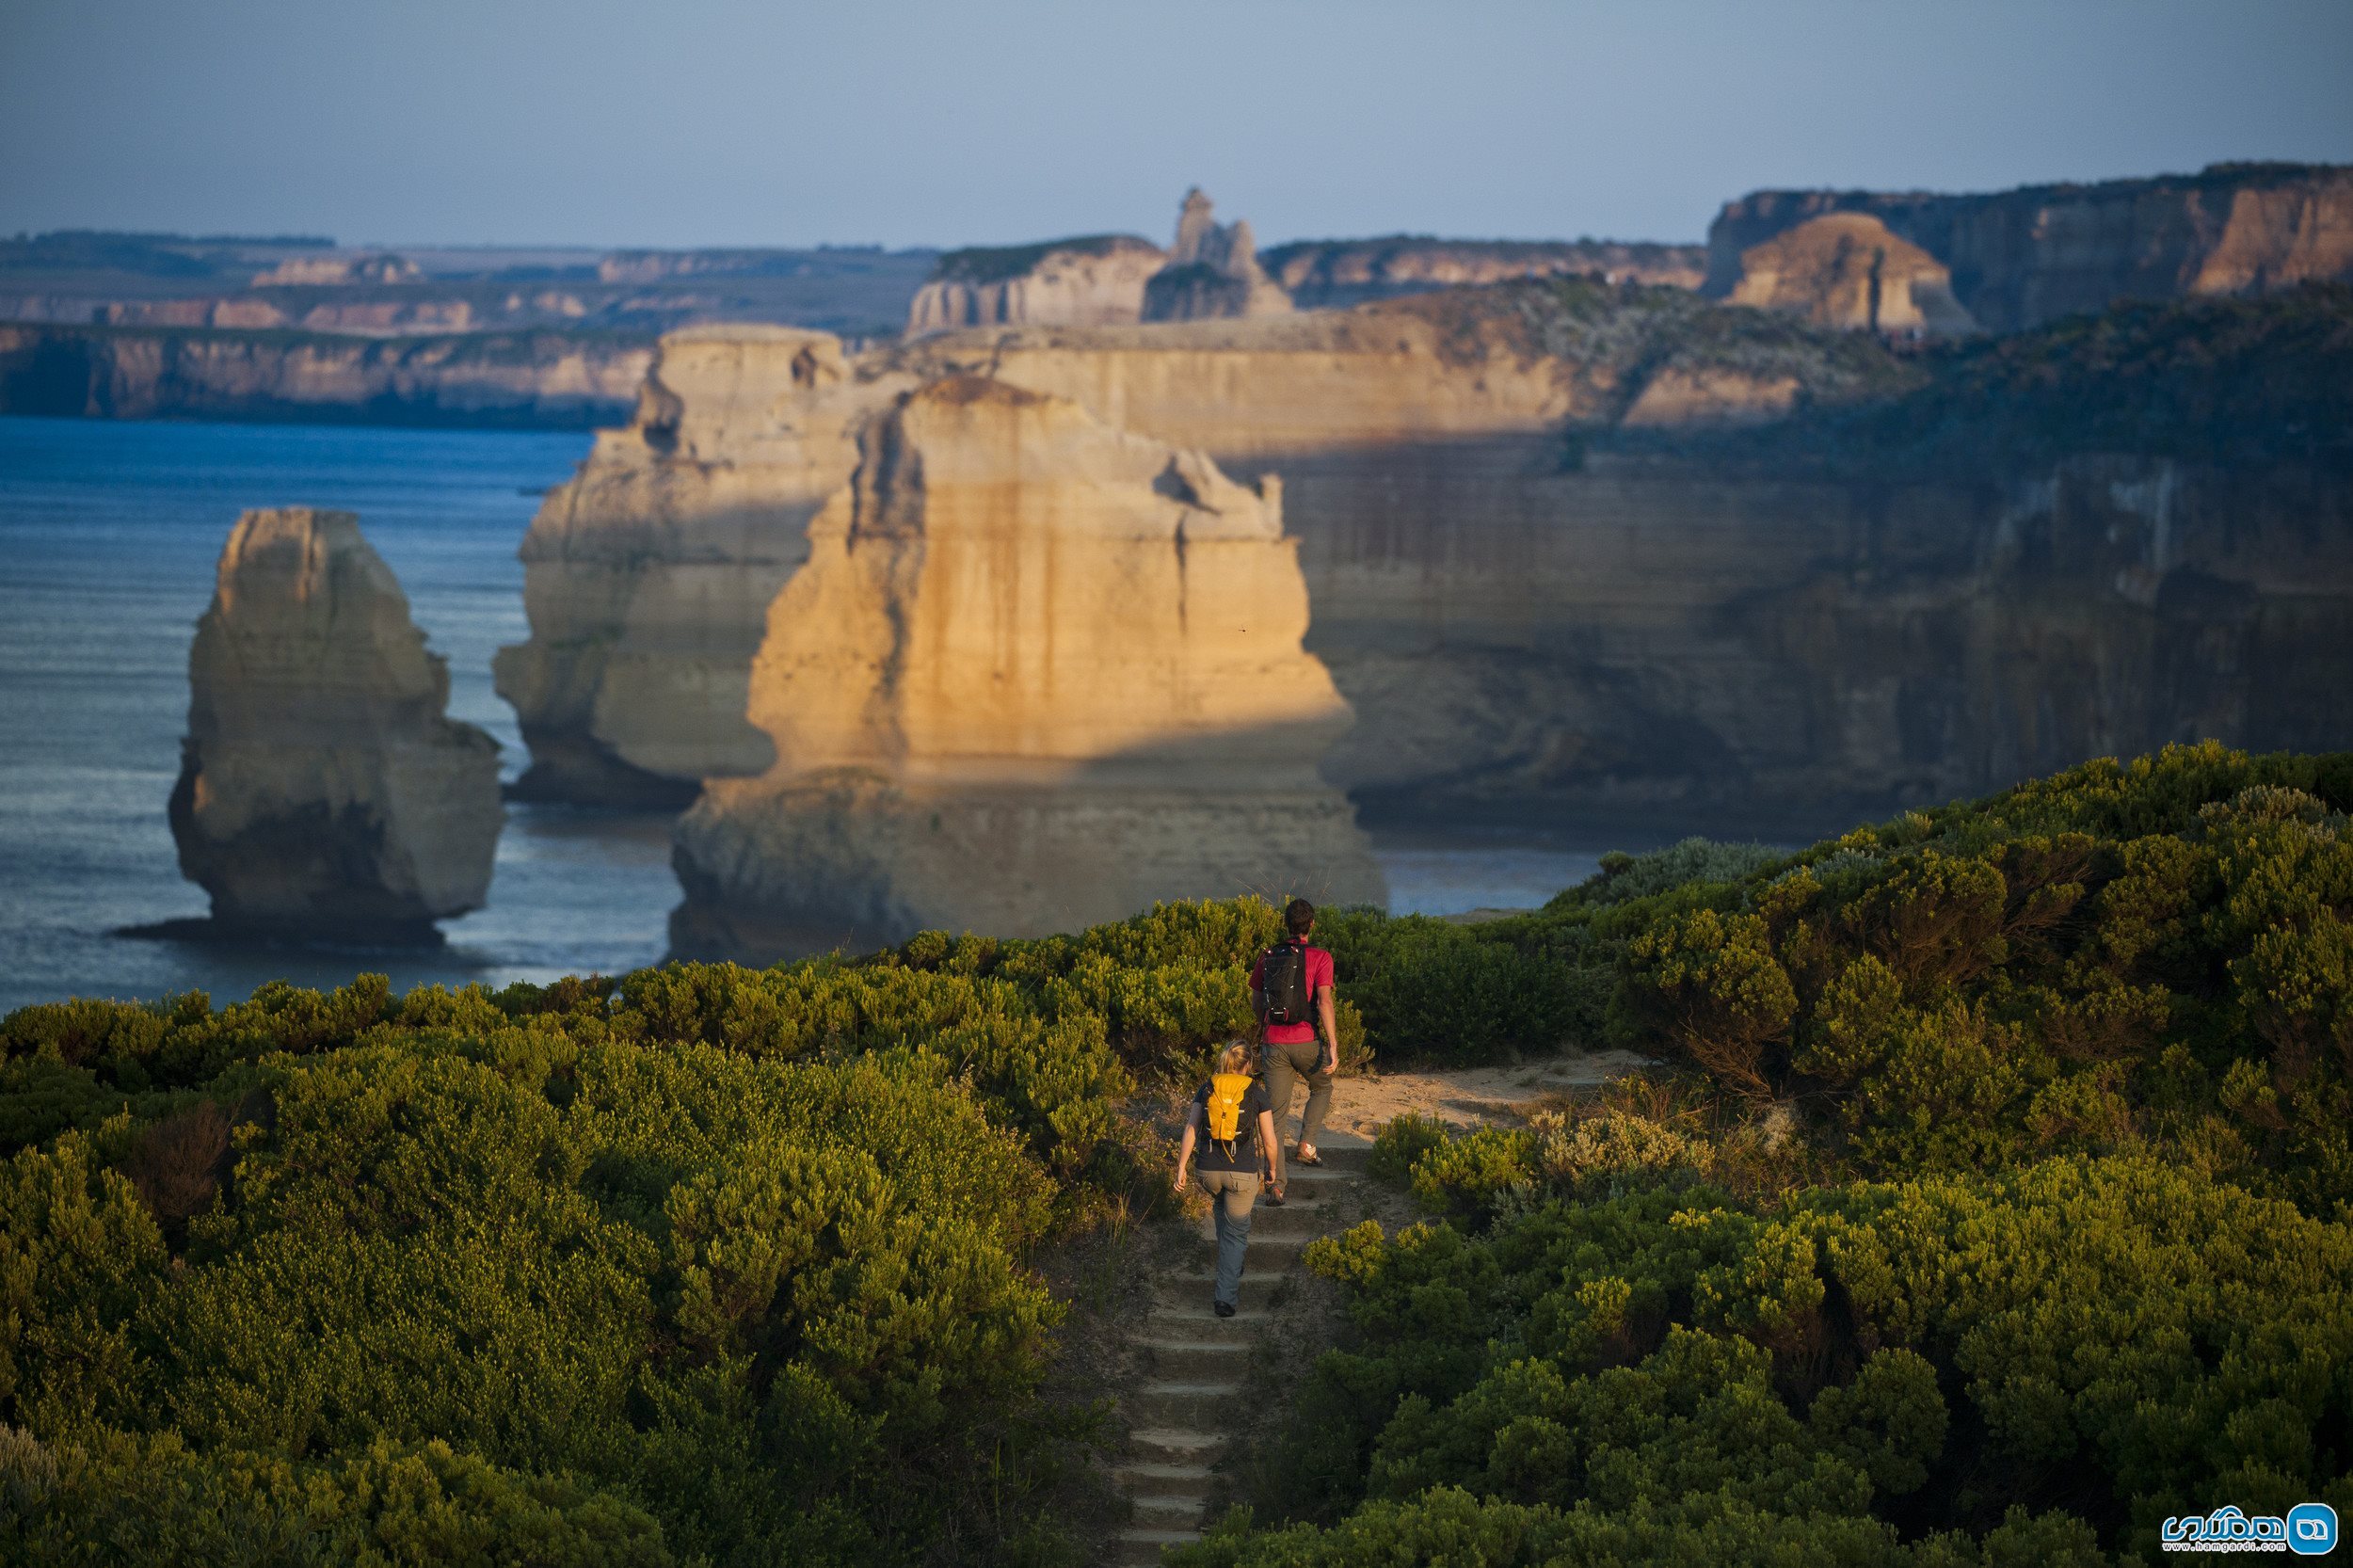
xmin=1173 ymin=1040 xmax=1281 ymax=1318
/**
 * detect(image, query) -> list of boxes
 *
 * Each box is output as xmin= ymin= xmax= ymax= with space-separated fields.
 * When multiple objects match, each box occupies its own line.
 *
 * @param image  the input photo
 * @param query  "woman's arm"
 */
xmin=1175 ymin=1102 xmax=1200 ymax=1192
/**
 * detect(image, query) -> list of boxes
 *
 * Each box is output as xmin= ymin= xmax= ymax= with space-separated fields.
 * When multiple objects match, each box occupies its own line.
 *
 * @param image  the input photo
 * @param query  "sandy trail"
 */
xmin=1303 ymin=1048 xmax=1656 ymax=1147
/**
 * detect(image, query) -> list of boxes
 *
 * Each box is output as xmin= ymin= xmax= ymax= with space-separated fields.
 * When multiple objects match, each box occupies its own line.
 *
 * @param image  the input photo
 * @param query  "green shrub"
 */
xmin=1261 ymin=1154 xmax=2353 ymax=1560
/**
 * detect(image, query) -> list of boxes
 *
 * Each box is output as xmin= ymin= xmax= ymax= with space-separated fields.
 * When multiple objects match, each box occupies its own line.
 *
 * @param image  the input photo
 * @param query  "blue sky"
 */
xmin=3 ymin=0 xmax=2348 ymax=250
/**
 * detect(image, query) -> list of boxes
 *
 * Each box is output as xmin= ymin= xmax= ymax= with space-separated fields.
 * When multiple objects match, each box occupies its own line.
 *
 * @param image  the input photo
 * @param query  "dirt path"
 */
xmin=1106 ymin=1050 xmax=1642 ymax=1563
xmin=1317 ymin=1048 xmax=1653 ymax=1141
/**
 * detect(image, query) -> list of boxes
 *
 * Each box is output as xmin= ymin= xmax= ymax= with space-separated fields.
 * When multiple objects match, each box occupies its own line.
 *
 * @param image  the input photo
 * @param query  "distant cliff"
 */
xmin=1706 ymin=162 xmax=2353 ymax=331
xmin=0 ymin=324 xmax=648 ymax=428
xmin=905 ymin=235 xmax=1167 ymax=333
xmin=1262 ymin=236 xmax=1706 ymax=308
xmin=501 ymin=284 xmax=2353 ymax=837
xmin=495 ymin=282 xmax=1924 ymax=808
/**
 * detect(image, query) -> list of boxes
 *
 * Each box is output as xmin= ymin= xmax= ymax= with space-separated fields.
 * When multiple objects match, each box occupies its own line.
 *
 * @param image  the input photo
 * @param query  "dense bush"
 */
xmin=1209 ymin=744 xmax=2353 ymax=1565
xmin=8 ymin=744 xmax=2351 ymax=1564
xmin=0 ymin=902 xmax=1337 ymax=1564
xmin=1319 ymin=744 xmax=2353 ymax=1209
xmin=1227 ymin=1155 xmax=2353 ymax=1563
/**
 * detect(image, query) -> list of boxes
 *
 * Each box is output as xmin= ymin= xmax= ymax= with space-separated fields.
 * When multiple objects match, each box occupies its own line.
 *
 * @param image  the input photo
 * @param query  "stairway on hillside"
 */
xmin=1109 ymin=1137 xmax=1372 ymax=1567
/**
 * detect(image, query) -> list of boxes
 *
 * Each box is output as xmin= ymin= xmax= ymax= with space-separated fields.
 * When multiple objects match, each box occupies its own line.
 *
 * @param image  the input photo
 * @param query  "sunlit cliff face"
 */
xmin=745 ymin=374 xmax=1347 ymax=788
xmin=670 ymin=374 xmax=1385 ymax=957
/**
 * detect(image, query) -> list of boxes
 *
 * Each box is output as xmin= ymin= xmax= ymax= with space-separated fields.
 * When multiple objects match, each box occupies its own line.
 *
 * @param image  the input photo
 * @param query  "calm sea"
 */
xmin=0 ymin=416 xmax=1601 ymax=1016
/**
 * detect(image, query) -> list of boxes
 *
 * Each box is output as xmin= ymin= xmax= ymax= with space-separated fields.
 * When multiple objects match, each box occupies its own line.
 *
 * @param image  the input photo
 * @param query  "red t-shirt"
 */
xmin=1250 ymin=942 xmax=1334 ymax=1044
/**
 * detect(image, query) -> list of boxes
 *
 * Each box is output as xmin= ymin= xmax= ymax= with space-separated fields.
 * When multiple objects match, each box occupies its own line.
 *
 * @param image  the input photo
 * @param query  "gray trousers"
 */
xmin=1262 ymin=1036 xmax=1333 ymax=1152
xmin=1197 ymin=1168 xmax=1258 ymax=1307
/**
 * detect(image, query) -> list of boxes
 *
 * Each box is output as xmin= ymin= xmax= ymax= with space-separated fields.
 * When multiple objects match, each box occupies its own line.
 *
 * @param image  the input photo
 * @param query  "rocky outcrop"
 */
xmin=1725 ymin=214 xmax=1977 ymax=334
xmin=169 ymin=508 xmax=503 ymax=940
xmin=1274 ymin=441 xmax=2353 ymax=835
xmin=1263 ymin=237 xmax=1706 ymax=307
xmin=671 ymin=376 xmax=1382 ymax=958
xmin=1142 ymin=189 xmax=1292 ymax=322
xmin=1706 ymin=162 xmax=2353 ymax=330
xmin=905 ymin=235 xmax=1167 ymax=333
xmin=251 ymin=253 xmax=420 ymax=287
xmin=0 ymin=324 xmax=648 ymax=428
xmin=497 ymin=287 xmax=1922 ymax=802
xmin=493 ymin=325 xmax=909 ymax=802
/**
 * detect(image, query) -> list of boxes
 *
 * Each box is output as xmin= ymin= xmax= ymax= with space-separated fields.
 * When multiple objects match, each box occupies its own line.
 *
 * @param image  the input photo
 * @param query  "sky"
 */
xmin=4 ymin=0 xmax=2350 ymax=251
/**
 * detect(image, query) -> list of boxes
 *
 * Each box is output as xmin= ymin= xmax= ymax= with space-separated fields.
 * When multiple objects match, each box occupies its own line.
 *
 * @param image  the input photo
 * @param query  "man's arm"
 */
xmin=1316 ymin=984 xmax=1339 ymax=1075
xmin=1175 ymin=1102 xmax=1199 ymax=1192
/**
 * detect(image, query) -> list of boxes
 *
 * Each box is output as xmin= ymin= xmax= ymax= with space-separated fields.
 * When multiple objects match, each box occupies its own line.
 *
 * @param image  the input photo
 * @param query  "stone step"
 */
xmin=1124 ymin=1380 xmax=1246 ymax=1428
xmin=1128 ymin=1426 xmax=1222 ymax=1466
xmin=1151 ymin=1269 xmax=1292 ymax=1315
xmin=1140 ymin=1336 xmax=1254 ymax=1382
xmin=1174 ymin=1235 xmax=1311 ymax=1277
xmin=1130 ymin=1492 xmax=1208 ymax=1527
xmin=1190 ymin=1203 xmax=1341 ymax=1243
xmin=1137 ymin=1307 xmax=1259 ymax=1345
xmin=1286 ymin=1141 xmax=1373 ymax=1174
xmin=1113 ymin=1461 xmax=1217 ymax=1500
xmin=1111 ymin=1528 xmax=1199 ymax=1566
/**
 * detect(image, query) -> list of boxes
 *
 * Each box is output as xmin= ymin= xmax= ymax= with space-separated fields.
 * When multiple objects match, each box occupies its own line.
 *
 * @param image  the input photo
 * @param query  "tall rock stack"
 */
xmin=494 ymin=325 xmax=912 ymax=803
xmin=170 ymin=508 xmax=502 ymax=941
xmin=1143 ymin=188 xmax=1295 ymax=322
xmin=671 ymin=375 xmax=1383 ymax=959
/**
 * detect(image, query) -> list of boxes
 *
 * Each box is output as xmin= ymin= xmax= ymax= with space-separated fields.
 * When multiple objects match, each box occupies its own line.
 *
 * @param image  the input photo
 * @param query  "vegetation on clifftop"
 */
xmin=4 ymin=744 xmax=2349 ymax=1563
xmin=1197 ymin=742 xmax=2353 ymax=1566
xmin=929 ymin=234 xmax=1161 ymax=285
xmin=1662 ymin=282 xmax=2353 ymax=475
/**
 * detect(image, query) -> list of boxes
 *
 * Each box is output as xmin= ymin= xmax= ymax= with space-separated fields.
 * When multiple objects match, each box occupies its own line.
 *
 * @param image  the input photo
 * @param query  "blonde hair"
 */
xmin=1215 ymin=1039 xmax=1254 ymax=1076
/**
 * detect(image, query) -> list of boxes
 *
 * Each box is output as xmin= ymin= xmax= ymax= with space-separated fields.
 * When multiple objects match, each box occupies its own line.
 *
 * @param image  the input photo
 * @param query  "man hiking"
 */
xmin=1173 ymin=1040 xmax=1281 ymax=1317
xmin=1251 ymin=897 xmax=1338 ymax=1192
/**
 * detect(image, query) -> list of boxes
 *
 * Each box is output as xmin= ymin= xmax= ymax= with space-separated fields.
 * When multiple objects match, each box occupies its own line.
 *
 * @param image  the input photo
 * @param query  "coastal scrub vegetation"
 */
xmin=1188 ymin=741 xmax=2353 ymax=1565
xmin=1678 ymin=281 xmax=2353 ymax=476
xmin=4 ymin=743 xmax=2349 ymax=1562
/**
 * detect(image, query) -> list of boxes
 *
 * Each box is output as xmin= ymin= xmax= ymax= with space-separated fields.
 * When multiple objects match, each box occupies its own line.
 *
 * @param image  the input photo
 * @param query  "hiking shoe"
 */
xmin=1262 ymin=1188 xmax=1287 ymax=1208
xmin=1214 ymin=1300 xmax=1237 ymax=1319
xmin=1294 ymin=1146 xmax=1323 ymax=1166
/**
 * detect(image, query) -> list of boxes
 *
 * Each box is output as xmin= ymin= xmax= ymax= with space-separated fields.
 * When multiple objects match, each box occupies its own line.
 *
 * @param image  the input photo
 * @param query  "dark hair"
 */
xmin=1284 ymin=897 xmax=1316 ymax=936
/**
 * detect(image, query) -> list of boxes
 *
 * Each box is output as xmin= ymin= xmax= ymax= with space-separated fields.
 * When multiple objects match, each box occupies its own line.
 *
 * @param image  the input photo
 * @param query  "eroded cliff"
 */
xmin=499 ymin=285 xmax=1918 ymax=803
xmin=170 ymin=508 xmax=503 ymax=939
xmin=492 ymin=325 xmax=911 ymax=801
xmin=671 ymin=376 xmax=1382 ymax=956
xmin=905 ymin=235 xmax=1167 ymax=334
xmin=504 ymin=286 xmax=2352 ymax=837
xmin=1725 ymin=213 xmax=1977 ymax=334
xmin=0 ymin=324 xmax=648 ymax=428
xmin=1707 ymin=162 xmax=2353 ymax=330
xmin=1262 ymin=236 xmax=1706 ymax=306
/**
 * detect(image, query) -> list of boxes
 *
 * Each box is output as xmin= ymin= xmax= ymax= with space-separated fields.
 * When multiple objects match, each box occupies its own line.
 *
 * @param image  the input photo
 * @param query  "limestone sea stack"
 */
xmin=672 ymin=376 xmax=1384 ymax=959
xmin=493 ymin=326 xmax=904 ymax=803
xmin=169 ymin=508 xmax=502 ymax=941
xmin=1142 ymin=188 xmax=1294 ymax=322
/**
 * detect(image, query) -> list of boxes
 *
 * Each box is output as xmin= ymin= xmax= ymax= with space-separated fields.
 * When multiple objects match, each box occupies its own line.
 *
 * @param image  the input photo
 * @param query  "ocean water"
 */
xmin=0 ymin=416 xmax=1604 ymax=1016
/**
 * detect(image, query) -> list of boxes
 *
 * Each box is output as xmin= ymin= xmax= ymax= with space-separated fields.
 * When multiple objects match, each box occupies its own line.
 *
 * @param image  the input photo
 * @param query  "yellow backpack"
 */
xmin=1205 ymin=1072 xmax=1255 ymax=1154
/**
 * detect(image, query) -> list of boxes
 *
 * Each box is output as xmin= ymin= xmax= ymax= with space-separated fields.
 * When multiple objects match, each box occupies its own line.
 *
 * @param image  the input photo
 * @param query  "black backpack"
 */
xmin=1259 ymin=939 xmax=1312 ymax=1026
